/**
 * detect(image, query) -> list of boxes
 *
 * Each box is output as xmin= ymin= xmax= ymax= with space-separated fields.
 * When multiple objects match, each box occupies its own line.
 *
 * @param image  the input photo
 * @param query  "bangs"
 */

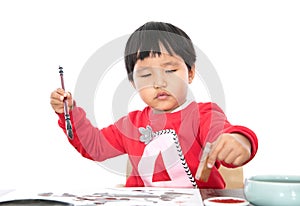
xmin=126 ymin=30 xmax=176 ymax=61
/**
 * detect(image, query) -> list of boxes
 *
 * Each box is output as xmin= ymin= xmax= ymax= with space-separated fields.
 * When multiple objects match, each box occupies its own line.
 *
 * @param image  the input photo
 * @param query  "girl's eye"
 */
xmin=140 ymin=73 xmax=151 ymax=78
xmin=166 ymin=69 xmax=177 ymax=73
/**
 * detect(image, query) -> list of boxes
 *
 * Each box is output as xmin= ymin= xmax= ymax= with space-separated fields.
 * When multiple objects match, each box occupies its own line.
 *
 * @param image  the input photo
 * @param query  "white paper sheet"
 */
xmin=0 ymin=187 xmax=203 ymax=206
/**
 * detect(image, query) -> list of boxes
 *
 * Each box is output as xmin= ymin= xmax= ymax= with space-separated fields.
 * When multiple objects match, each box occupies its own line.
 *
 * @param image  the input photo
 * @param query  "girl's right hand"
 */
xmin=50 ymin=88 xmax=73 ymax=114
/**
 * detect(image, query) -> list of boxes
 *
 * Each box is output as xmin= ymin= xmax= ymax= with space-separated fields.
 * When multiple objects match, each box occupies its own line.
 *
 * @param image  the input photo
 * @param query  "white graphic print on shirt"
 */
xmin=138 ymin=130 xmax=193 ymax=188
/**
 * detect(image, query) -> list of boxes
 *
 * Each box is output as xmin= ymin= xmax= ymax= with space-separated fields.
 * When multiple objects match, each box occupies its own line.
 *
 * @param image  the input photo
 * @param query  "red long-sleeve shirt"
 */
xmin=57 ymin=101 xmax=258 ymax=189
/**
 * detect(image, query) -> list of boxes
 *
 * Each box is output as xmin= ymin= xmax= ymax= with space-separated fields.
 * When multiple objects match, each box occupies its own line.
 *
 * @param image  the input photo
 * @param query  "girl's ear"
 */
xmin=188 ymin=65 xmax=196 ymax=84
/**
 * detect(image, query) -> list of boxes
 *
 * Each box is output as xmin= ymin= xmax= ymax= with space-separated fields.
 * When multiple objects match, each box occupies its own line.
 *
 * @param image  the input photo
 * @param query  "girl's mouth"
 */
xmin=156 ymin=92 xmax=170 ymax=100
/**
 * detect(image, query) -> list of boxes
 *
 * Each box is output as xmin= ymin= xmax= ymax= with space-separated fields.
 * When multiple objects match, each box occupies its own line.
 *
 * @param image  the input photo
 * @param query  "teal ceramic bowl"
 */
xmin=244 ymin=175 xmax=300 ymax=206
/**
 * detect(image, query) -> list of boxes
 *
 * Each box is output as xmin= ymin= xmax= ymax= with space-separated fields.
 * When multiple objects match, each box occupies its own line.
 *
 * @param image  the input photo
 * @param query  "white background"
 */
xmin=1 ymin=0 xmax=300 ymax=191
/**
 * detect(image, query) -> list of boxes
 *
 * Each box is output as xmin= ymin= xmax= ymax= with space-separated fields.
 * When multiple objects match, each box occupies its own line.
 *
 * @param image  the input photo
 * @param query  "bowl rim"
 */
xmin=246 ymin=175 xmax=300 ymax=184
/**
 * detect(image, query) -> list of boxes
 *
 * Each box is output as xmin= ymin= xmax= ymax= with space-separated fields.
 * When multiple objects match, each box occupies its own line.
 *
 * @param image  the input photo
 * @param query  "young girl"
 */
xmin=50 ymin=21 xmax=258 ymax=189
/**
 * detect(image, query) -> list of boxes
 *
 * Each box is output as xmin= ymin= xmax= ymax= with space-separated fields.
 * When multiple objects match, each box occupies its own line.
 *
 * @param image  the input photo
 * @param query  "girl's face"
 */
xmin=132 ymin=52 xmax=195 ymax=113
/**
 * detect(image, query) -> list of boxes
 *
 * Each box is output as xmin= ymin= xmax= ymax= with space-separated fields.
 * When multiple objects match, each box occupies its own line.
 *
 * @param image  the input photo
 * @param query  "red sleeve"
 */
xmin=57 ymin=106 xmax=126 ymax=161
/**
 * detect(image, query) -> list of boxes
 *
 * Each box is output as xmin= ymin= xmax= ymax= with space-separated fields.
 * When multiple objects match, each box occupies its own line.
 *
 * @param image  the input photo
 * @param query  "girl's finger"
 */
xmin=207 ymin=139 xmax=224 ymax=168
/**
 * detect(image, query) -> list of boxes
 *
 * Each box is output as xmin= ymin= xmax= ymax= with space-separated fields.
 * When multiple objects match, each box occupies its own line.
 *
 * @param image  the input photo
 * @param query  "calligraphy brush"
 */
xmin=58 ymin=66 xmax=73 ymax=139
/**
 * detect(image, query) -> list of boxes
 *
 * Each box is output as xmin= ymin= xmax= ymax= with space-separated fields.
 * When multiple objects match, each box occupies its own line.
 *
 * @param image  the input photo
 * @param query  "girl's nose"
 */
xmin=153 ymin=74 xmax=167 ymax=89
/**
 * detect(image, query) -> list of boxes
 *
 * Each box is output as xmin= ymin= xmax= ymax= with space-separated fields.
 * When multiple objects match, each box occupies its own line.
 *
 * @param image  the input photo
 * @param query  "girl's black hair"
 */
xmin=124 ymin=21 xmax=196 ymax=81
